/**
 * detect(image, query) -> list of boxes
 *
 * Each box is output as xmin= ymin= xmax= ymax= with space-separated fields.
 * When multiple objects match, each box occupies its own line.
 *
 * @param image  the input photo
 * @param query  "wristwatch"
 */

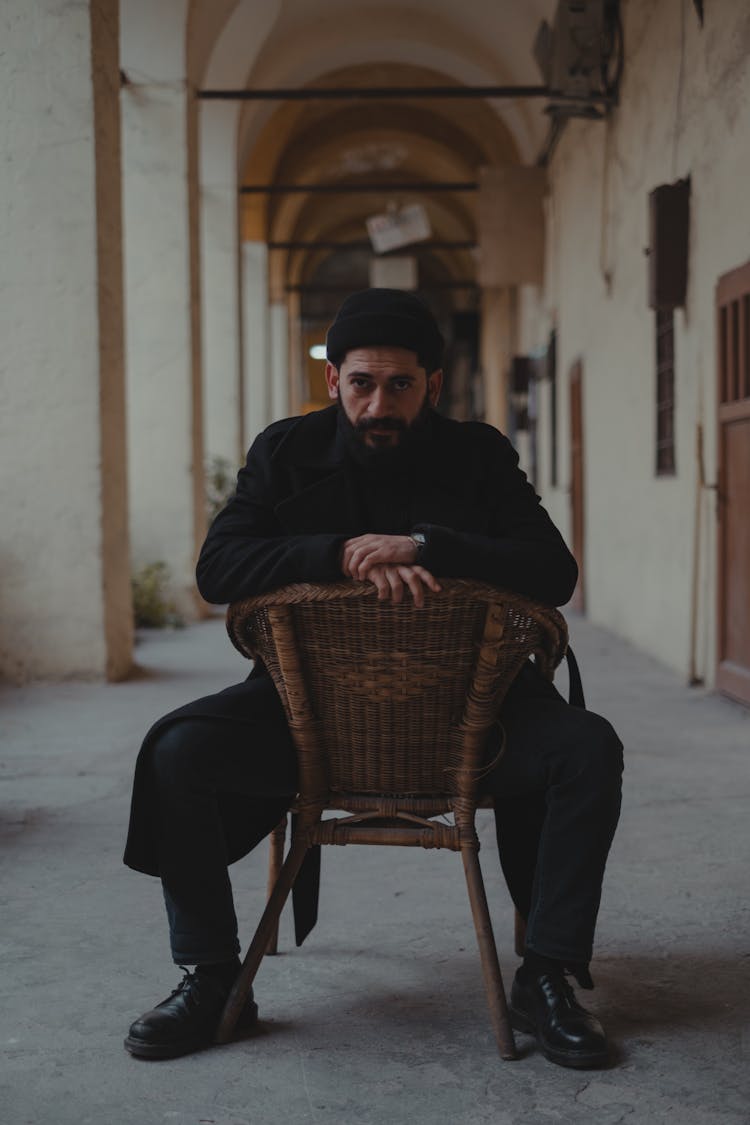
xmin=409 ymin=531 xmax=426 ymax=561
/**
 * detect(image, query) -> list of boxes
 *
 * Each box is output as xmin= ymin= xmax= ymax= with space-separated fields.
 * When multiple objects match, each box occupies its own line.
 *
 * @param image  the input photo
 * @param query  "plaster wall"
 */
xmin=200 ymin=105 xmax=242 ymax=467
xmin=0 ymin=0 xmax=131 ymax=680
xmin=121 ymin=85 xmax=197 ymax=612
xmin=528 ymin=0 xmax=750 ymax=684
xmin=120 ymin=0 xmax=199 ymax=615
xmin=241 ymin=242 xmax=272 ymax=448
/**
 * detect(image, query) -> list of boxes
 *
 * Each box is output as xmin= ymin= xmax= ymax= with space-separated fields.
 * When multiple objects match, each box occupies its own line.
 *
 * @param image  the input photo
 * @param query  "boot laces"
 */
xmin=170 ymin=966 xmax=199 ymax=998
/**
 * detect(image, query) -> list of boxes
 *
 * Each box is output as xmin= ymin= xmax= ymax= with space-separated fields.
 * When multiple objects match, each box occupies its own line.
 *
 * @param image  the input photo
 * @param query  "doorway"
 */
xmin=716 ymin=261 xmax=750 ymax=706
xmin=569 ymin=360 xmax=585 ymax=613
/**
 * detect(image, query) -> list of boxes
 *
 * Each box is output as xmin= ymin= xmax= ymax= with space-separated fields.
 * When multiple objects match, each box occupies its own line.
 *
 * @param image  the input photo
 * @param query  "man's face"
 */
xmin=325 ymin=346 xmax=442 ymax=449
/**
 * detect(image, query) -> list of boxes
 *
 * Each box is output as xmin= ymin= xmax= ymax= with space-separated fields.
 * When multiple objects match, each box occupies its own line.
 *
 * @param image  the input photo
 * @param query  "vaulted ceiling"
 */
xmin=186 ymin=0 xmax=556 ymax=311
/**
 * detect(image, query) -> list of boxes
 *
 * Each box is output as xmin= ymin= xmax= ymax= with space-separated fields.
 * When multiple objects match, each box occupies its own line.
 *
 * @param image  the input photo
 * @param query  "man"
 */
xmin=123 ymin=288 xmax=623 ymax=1069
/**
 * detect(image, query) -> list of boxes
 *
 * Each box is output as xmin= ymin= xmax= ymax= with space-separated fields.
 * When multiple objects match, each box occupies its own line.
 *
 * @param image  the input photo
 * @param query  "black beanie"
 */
xmin=325 ymin=288 xmax=444 ymax=372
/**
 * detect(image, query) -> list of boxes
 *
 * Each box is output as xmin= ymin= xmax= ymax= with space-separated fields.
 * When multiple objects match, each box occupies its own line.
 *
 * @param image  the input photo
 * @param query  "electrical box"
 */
xmin=648 ymin=178 xmax=690 ymax=310
xmin=535 ymin=1 xmax=606 ymax=98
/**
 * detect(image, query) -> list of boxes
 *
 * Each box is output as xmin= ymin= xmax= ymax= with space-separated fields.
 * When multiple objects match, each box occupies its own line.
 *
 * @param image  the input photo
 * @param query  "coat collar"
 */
xmin=272 ymin=403 xmax=462 ymax=483
xmin=272 ymin=404 xmax=481 ymax=534
xmin=271 ymin=405 xmax=342 ymax=473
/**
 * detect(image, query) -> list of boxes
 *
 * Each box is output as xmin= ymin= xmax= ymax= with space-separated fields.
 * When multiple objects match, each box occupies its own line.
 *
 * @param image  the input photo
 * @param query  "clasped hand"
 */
xmin=340 ymin=533 xmax=441 ymax=607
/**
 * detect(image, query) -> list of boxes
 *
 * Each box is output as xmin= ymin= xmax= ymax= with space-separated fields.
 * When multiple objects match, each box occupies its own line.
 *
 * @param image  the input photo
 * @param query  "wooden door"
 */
xmin=717 ymin=261 xmax=750 ymax=706
xmin=569 ymin=361 xmax=585 ymax=613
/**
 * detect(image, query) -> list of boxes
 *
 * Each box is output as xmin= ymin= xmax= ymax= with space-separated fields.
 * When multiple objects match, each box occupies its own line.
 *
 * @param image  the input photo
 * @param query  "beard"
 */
xmin=336 ymin=393 xmax=433 ymax=472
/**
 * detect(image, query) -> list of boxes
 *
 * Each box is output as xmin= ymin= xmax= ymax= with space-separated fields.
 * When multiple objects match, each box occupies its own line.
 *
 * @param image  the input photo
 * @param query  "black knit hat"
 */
xmin=326 ymin=288 xmax=444 ymax=372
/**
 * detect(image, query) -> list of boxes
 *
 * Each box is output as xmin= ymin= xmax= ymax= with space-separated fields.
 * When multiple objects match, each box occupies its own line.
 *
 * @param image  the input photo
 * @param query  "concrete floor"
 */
xmin=1 ymin=611 xmax=749 ymax=1125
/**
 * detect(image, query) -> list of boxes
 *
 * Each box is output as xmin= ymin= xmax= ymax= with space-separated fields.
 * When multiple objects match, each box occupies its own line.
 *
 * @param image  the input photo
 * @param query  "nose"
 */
xmin=365 ymin=386 xmax=389 ymax=416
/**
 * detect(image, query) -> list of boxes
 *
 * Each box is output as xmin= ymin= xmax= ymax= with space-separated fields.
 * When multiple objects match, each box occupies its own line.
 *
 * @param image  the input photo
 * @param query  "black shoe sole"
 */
xmin=124 ymin=1000 xmax=259 ymax=1061
xmin=509 ymin=1004 xmax=609 ymax=1070
xmin=124 ymin=1034 xmax=209 ymax=1060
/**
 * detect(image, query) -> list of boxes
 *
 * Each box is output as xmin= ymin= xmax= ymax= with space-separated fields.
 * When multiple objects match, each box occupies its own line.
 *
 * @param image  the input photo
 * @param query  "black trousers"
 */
xmin=146 ymin=677 xmax=623 ymax=968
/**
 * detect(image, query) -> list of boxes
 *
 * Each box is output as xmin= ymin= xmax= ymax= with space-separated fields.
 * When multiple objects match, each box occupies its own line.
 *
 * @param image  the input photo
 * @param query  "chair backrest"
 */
xmin=227 ymin=580 xmax=567 ymax=804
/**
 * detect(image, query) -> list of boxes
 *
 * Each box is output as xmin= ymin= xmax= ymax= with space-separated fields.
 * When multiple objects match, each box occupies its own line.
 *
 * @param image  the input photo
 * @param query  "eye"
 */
xmin=350 ymin=377 xmax=372 ymax=391
xmin=392 ymin=378 xmax=413 ymax=391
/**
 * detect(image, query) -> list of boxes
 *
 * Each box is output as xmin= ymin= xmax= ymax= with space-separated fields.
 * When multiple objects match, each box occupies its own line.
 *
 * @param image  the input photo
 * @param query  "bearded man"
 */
xmin=123 ymin=288 xmax=623 ymax=1069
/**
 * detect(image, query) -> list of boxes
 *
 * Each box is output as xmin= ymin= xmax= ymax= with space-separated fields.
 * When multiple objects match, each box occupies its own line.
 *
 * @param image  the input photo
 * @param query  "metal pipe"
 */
xmin=268 ymin=239 xmax=477 ymax=250
xmin=199 ymin=84 xmax=554 ymax=101
xmin=241 ymin=181 xmax=477 ymax=194
xmin=287 ymin=281 xmax=477 ymax=292
xmin=536 ymin=116 xmax=566 ymax=168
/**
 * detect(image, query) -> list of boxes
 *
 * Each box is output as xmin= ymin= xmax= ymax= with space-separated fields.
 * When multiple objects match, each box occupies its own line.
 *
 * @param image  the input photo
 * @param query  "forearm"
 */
xmin=196 ymin=532 xmax=345 ymax=604
xmin=415 ymin=522 xmax=578 ymax=607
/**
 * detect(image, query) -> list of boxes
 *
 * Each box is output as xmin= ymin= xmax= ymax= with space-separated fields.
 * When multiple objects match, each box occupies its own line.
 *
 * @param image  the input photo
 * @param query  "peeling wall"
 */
xmin=524 ymin=0 xmax=750 ymax=683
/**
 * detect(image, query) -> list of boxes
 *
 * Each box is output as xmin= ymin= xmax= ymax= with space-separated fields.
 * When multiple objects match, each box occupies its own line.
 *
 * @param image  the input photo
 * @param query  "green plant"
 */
xmin=131 ymin=561 xmax=185 ymax=629
xmin=206 ymin=455 xmax=236 ymax=522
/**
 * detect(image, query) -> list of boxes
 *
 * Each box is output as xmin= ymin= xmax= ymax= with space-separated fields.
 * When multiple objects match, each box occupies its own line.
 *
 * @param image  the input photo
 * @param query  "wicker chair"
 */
xmin=215 ymin=579 xmax=567 ymax=1058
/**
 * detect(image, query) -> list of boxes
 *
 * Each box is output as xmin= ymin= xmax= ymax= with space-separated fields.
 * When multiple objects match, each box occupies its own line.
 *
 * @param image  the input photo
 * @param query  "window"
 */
xmin=655 ymin=309 xmax=676 ymax=475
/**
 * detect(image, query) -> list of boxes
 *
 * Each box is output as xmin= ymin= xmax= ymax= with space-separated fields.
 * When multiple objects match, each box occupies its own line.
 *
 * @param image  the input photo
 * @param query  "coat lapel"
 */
xmin=272 ymin=406 xmax=363 ymax=534
xmin=409 ymin=414 xmax=491 ymax=533
xmin=270 ymin=404 xmax=489 ymax=535
xmin=274 ymin=470 xmax=362 ymax=534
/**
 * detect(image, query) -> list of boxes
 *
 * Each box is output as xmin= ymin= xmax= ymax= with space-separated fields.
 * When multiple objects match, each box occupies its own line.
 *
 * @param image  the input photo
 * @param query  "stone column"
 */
xmin=241 ymin=242 xmax=272 ymax=448
xmin=120 ymin=0 xmax=203 ymax=618
xmin=270 ymin=302 xmax=290 ymax=421
xmin=200 ymin=102 xmax=243 ymax=468
xmin=287 ymin=289 xmax=305 ymax=416
xmin=0 ymin=0 xmax=132 ymax=680
xmin=480 ymin=287 xmax=514 ymax=434
xmin=477 ymin=165 xmax=545 ymax=437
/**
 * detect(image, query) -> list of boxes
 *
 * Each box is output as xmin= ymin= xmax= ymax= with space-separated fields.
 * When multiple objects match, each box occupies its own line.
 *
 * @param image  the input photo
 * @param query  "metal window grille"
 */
xmin=718 ymin=293 xmax=750 ymax=406
xmin=656 ymin=309 xmax=676 ymax=475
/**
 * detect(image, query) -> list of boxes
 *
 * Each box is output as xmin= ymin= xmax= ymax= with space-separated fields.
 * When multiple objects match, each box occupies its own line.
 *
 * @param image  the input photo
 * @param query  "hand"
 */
xmin=341 ymin=533 xmax=418 ymax=580
xmin=359 ymin=563 xmax=441 ymax=608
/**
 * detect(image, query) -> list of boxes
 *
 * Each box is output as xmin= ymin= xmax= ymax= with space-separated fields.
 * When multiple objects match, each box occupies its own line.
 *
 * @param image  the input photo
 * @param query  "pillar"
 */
xmin=200 ymin=101 xmax=243 ymax=467
xmin=287 ymin=289 xmax=305 ymax=416
xmin=270 ymin=302 xmax=290 ymax=421
xmin=241 ymin=242 xmax=272 ymax=447
xmin=0 ymin=0 xmax=132 ymax=681
xmin=480 ymin=287 xmax=514 ymax=434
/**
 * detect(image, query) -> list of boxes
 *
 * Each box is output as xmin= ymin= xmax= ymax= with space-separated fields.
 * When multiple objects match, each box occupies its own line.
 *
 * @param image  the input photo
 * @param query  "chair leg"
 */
xmin=265 ymin=815 xmax=288 ymax=955
xmin=514 ymin=909 xmax=527 ymax=958
xmin=215 ymin=833 xmax=311 ymax=1044
xmin=461 ymin=847 xmax=517 ymax=1060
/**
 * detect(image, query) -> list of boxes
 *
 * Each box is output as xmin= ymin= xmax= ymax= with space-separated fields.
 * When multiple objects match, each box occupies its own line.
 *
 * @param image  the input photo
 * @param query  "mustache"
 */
xmin=354 ymin=416 xmax=407 ymax=433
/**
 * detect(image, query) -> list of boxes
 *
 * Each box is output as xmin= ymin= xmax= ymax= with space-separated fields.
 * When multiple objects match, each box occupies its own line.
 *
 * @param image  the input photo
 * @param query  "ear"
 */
xmin=427 ymin=369 xmax=443 ymax=406
xmin=325 ymin=362 xmax=340 ymax=400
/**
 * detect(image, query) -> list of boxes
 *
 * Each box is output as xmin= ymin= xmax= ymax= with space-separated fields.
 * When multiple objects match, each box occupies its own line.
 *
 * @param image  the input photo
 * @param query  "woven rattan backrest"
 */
xmin=227 ymin=581 xmax=567 ymax=801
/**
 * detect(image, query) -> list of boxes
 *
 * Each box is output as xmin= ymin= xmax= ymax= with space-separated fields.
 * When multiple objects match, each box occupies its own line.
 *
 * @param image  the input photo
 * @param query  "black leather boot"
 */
xmin=509 ymin=967 xmax=608 ymax=1069
xmin=124 ymin=968 xmax=257 ymax=1059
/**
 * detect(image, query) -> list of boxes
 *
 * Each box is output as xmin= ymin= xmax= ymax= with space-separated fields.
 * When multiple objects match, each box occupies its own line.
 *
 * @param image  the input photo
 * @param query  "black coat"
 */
xmin=195 ymin=405 xmax=577 ymax=607
xmin=124 ymin=406 xmax=576 ymax=877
